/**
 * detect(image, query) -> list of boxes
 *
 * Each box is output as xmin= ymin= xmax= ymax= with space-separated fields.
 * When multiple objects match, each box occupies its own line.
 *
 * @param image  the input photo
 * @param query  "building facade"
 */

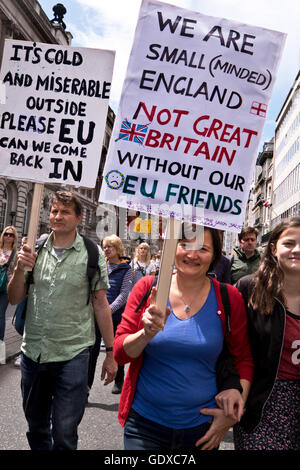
xmin=0 ymin=0 xmax=115 ymax=244
xmin=223 ymin=77 xmax=300 ymax=250
xmin=251 ymin=139 xmax=274 ymax=245
xmin=272 ymin=70 xmax=300 ymax=227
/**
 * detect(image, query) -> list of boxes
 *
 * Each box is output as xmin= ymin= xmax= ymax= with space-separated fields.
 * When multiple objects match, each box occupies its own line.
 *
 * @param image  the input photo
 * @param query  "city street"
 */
xmin=0 ymin=350 xmax=123 ymax=451
xmin=0 ymin=350 xmax=234 ymax=452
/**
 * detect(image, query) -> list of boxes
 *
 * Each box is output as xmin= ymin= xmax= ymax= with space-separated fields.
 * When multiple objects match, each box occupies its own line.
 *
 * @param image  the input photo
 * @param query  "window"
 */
xmin=86 ymin=209 xmax=90 ymax=225
xmin=3 ymin=182 xmax=17 ymax=227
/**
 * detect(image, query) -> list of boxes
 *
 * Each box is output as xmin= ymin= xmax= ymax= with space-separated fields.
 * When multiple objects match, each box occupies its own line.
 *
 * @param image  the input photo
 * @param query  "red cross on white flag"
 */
xmin=250 ymin=101 xmax=268 ymax=117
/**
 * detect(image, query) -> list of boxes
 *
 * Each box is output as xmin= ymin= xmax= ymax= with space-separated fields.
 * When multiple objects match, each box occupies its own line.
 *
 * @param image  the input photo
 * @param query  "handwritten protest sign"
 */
xmin=0 ymin=40 xmax=115 ymax=188
xmin=99 ymin=0 xmax=286 ymax=232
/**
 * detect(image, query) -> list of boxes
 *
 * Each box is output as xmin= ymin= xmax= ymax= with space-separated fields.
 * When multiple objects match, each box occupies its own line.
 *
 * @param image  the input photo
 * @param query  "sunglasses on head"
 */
xmin=4 ymin=232 xmax=15 ymax=238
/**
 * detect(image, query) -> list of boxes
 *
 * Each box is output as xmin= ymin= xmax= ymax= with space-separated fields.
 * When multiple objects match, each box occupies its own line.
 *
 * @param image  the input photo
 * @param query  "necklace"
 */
xmin=181 ymin=294 xmax=193 ymax=313
xmin=175 ymin=277 xmax=194 ymax=314
xmin=176 ymin=277 xmax=210 ymax=314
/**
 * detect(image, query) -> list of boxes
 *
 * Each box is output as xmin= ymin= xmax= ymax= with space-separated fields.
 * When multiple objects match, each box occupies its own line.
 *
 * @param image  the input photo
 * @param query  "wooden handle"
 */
xmin=24 ymin=183 xmax=44 ymax=271
xmin=27 ymin=183 xmax=44 ymax=249
xmin=155 ymin=218 xmax=181 ymax=317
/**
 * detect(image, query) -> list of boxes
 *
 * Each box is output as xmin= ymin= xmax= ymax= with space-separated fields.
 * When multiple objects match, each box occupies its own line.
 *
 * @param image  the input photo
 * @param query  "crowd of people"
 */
xmin=0 ymin=191 xmax=299 ymax=451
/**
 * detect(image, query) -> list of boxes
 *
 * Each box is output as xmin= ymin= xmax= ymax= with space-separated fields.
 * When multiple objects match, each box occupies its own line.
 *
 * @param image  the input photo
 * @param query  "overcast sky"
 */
xmin=40 ymin=0 xmax=300 ymax=149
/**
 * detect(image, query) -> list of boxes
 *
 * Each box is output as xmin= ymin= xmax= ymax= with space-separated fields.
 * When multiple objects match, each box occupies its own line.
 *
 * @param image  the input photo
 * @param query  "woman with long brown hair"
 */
xmin=234 ymin=216 xmax=300 ymax=450
xmin=0 ymin=225 xmax=18 ymax=341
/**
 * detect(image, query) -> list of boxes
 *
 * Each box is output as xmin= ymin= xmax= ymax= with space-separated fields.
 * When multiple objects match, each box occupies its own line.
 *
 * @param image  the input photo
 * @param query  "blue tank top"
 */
xmin=132 ymin=281 xmax=223 ymax=428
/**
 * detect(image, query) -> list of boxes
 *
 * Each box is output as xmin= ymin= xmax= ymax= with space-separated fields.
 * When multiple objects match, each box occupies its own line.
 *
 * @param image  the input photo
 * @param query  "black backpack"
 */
xmin=12 ymin=234 xmax=100 ymax=334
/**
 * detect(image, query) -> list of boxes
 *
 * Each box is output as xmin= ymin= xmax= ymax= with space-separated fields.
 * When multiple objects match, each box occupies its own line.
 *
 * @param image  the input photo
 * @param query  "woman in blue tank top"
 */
xmin=114 ymin=226 xmax=253 ymax=450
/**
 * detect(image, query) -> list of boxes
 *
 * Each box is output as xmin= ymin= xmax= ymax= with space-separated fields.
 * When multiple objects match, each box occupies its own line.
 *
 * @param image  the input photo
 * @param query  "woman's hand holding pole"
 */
xmin=123 ymin=287 xmax=171 ymax=358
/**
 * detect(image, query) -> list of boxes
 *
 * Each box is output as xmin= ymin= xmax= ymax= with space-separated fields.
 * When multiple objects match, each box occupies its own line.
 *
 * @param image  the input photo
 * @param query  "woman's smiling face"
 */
xmin=272 ymin=227 xmax=300 ymax=276
xmin=175 ymin=229 xmax=214 ymax=278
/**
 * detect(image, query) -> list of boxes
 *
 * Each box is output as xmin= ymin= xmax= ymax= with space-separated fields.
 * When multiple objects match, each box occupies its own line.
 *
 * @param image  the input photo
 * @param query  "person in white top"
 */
xmin=132 ymin=242 xmax=156 ymax=286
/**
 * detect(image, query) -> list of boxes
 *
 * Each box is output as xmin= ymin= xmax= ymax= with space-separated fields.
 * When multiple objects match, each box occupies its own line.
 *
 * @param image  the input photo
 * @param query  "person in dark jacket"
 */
xmin=208 ymin=231 xmax=231 ymax=283
xmin=88 ymin=235 xmax=132 ymax=396
xmin=234 ymin=216 xmax=300 ymax=450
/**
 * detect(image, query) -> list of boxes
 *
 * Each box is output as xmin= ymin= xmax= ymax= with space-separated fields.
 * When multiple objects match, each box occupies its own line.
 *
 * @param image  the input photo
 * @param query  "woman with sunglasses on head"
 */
xmin=0 ymin=226 xmax=18 ymax=341
xmin=114 ymin=225 xmax=253 ymax=450
xmin=234 ymin=217 xmax=300 ymax=450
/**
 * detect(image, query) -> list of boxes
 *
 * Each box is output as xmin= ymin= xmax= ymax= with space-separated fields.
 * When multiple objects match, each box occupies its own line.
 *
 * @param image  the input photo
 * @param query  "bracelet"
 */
xmin=105 ymin=347 xmax=113 ymax=352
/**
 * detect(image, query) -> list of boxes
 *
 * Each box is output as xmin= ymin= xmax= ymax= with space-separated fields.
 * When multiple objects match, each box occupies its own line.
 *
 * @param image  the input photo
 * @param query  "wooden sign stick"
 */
xmin=155 ymin=218 xmax=181 ymax=318
xmin=27 ymin=182 xmax=44 ymax=253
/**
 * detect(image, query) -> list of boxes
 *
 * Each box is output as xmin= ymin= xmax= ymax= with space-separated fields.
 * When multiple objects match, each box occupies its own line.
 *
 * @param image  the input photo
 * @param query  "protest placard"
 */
xmin=99 ymin=0 xmax=286 ymax=313
xmin=0 ymin=40 xmax=115 ymax=188
xmin=99 ymin=0 xmax=286 ymax=233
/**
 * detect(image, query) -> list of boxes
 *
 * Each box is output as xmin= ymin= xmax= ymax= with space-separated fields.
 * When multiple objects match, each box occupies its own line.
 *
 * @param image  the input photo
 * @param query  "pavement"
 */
xmin=3 ymin=304 xmax=22 ymax=362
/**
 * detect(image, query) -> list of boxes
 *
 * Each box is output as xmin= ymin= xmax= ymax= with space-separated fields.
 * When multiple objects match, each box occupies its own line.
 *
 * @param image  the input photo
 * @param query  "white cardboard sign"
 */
xmin=99 ymin=0 xmax=286 ymax=232
xmin=0 ymin=40 xmax=115 ymax=188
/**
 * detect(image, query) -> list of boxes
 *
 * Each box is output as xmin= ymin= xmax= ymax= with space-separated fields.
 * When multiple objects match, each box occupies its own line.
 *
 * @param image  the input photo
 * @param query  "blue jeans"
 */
xmin=124 ymin=409 xmax=214 ymax=450
xmin=21 ymin=349 xmax=89 ymax=450
xmin=0 ymin=291 xmax=9 ymax=341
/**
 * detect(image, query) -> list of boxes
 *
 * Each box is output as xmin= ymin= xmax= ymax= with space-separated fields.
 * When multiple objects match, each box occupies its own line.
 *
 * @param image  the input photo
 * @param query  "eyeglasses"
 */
xmin=4 ymin=232 xmax=15 ymax=238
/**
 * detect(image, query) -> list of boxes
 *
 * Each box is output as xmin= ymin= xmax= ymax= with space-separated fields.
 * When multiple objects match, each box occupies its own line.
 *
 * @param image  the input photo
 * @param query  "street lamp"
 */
xmin=51 ymin=3 xmax=67 ymax=30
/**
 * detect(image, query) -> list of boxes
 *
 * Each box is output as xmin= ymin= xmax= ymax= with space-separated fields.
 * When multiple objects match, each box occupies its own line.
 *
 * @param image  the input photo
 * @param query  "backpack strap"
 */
xmin=134 ymin=273 xmax=158 ymax=312
xmin=81 ymin=235 xmax=100 ymax=305
xmin=136 ymin=262 xmax=146 ymax=276
xmin=219 ymin=282 xmax=231 ymax=335
xmin=216 ymin=282 xmax=243 ymax=393
xmin=4 ymin=250 xmax=15 ymax=269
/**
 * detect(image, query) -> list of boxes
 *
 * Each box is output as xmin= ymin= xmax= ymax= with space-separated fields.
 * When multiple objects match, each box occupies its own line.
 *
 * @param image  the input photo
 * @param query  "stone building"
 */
xmin=0 ymin=0 xmax=115 ymax=244
xmin=251 ymin=139 xmax=274 ymax=246
xmin=272 ymin=70 xmax=300 ymax=227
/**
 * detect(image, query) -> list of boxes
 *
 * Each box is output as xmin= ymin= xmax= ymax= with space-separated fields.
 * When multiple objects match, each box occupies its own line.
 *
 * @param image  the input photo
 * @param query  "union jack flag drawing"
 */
xmin=116 ymin=120 xmax=149 ymax=144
